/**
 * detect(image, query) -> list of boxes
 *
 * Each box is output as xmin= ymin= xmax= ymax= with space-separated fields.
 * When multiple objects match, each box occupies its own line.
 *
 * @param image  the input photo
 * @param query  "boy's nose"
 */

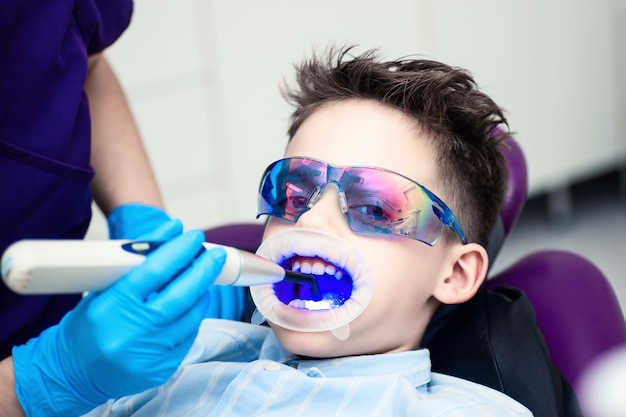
xmin=296 ymin=184 xmax=350 ymax=233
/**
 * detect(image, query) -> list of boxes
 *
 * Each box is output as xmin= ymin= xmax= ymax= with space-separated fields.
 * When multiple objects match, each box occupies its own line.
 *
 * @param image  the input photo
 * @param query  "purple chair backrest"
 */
xmin=487 ymin=251 xmax=626 ymax=391
xmin=484 ymin=136 xmax=626 ymax=394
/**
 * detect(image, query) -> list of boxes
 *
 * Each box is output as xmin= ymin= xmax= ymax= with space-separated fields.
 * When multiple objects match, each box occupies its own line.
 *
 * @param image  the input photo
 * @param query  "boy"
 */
xmin=86 ymin=47 xmax=532 ymax=416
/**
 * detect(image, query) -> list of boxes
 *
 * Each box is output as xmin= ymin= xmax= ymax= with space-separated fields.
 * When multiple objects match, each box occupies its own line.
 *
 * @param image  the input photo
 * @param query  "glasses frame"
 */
xmin=257 ymin=157 xmax=467 ymax=246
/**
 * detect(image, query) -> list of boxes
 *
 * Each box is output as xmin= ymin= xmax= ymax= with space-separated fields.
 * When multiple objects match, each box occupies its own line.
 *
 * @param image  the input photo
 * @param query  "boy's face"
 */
xmin=260 ymin=99 xmax=466 ymax=357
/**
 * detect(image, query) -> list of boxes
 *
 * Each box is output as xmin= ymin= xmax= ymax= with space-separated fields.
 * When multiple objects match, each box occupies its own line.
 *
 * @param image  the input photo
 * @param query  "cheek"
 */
xmin=359 ymin=237 xmax=435 ymax=279
xmin=262 ymin=217 xmax=291 ymax=240
xmin=360 ymin=239 xmax=441 ymax=305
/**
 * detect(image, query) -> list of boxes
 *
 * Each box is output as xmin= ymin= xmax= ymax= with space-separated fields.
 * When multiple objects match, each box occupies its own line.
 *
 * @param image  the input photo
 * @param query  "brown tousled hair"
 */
xmin=281 ymin=46 xmax=509 ymax=245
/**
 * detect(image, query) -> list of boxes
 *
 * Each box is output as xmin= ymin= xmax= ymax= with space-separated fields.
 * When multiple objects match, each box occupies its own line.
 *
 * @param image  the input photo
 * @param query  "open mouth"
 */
xmin=274 ymin=256 xmax=354 ymax=311
xmin=251 ymin=227 xmax=373 ymax=333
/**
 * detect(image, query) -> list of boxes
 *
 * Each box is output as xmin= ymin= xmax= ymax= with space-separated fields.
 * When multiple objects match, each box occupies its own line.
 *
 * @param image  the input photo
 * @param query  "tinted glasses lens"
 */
xmin=340 ymin=167 xmax=443 ymax=245
xmin=258 ymin=158 xmax=326 ymax=221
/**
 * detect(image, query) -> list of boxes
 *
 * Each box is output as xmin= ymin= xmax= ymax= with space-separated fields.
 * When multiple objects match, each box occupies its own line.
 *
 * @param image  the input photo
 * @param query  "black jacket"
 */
xmin=422 ymin=286 xmax=582 ymax=417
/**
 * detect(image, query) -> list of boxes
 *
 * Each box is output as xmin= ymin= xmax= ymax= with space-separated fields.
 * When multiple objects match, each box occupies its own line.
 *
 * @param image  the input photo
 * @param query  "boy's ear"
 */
xmin=432 ymin=243 xmax=489 ymax=305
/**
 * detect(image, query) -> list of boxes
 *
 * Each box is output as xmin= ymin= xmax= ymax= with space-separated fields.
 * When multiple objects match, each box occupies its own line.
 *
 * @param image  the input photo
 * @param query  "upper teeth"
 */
xmin=292 ymin=259 xmax=345 ymax=280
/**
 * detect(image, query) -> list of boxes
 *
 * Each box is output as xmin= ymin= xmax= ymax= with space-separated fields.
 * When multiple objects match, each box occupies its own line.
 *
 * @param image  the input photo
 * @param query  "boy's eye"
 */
xmin=284 ymin=195 xmax=309 ymax=212
xmin=282 ymin=182 xmax=311 ymax=215
xmin=354 ymin=204 xmax=385 ymax=220
xmin=349 ymin=201 xmax=395 ymax=225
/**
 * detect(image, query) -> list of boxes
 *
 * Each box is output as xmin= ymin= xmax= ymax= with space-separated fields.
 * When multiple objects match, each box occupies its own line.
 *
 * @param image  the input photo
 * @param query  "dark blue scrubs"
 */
xmin=0 ymin=0 xmax=132 ymax=358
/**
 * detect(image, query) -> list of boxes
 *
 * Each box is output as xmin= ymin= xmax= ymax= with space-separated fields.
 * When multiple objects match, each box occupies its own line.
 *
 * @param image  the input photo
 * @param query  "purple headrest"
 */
xmin=487 ymin=250 xmax=626 ymax=389
xmin=500 ymin=136 xmax=528 ymax=235
xmin=204 ymin=223 xmax=264 ymax=252
xmin=485 ymin=133 xmax=528 ymax=262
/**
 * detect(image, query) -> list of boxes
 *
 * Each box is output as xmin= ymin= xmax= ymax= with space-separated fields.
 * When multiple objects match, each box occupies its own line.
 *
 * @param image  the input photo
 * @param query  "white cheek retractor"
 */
xmin=250 ymin=228 xmax=373 ymax=340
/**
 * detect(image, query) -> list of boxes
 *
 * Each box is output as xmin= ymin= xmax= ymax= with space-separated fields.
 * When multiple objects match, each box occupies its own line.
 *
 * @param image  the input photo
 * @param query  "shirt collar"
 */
xmin=259 ymin=329 xmax=432 ymax=388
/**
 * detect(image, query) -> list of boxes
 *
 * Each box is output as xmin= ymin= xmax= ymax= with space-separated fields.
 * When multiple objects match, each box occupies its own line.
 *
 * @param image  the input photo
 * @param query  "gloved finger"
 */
xmin=136 ymin=218 xmax=183 ymax=241
xmin=150 ymin=290 xmax=211 ymax=348
xmin=201 ymin=284 xmax=246 ymax=320
xmin=204 ymin=285 xmax=223 ymax=319
xmin=148 ymin=246 xmax=226 ymax=318
xmin=146 ymin=325 xmax=202 ymax=383
xmin=167 ymin=328 xmax=200 ymax=364
xmin=115 ymin=230 xmax=206 ymax=300
xmin=108 ymin=203 xmax=173 ymax=240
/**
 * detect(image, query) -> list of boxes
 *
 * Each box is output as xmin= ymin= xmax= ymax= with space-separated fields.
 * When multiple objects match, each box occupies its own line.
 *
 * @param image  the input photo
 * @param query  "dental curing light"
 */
xmin=1 ymin=239 xmax=318 ymax=295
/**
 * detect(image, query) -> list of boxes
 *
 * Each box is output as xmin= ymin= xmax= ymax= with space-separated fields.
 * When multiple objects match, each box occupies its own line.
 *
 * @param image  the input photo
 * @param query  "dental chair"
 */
xmin=204 ymin=136 xmax=626 ymax=417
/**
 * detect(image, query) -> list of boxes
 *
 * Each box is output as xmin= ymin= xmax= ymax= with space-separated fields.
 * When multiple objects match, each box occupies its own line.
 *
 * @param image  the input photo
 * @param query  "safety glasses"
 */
xmin=257 ymin=157 xmax=467 ymax=246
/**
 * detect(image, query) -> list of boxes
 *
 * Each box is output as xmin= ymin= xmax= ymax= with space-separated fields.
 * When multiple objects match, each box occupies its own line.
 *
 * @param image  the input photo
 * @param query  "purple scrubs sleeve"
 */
xmin=0 ymin=0 xmax=133 ymax=359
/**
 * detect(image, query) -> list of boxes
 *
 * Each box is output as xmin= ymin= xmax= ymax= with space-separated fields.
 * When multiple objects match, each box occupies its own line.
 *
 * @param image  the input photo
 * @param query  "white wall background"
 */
xmin=86 ymin=0 xmax=626 ymax=240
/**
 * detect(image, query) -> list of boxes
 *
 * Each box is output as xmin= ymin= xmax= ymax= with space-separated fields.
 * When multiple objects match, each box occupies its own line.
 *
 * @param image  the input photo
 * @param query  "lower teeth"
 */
xmin=288 ymin=299 xmax=333 ymax=311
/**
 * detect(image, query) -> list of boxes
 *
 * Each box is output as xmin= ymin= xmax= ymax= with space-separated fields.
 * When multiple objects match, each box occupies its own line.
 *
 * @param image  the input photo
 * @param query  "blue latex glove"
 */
xmin=107 ymin=203 xmax=182 ymax=241
xmin=108 ymin=203 xmax=246 ymax=320
xmin=12 ymin=230 xmax=226 ymax=417
xmin=204 ymin=282 xmax=246 ymax=321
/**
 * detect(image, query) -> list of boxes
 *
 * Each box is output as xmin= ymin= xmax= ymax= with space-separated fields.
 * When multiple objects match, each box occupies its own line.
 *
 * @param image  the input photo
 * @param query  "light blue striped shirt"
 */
xmin=85 ymin=319 xmax=532 ymax=417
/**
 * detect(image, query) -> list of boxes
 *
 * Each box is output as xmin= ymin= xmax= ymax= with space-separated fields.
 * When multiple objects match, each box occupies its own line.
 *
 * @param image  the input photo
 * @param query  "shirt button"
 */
xmin=263 ymin=361 xmax=281 ymax=372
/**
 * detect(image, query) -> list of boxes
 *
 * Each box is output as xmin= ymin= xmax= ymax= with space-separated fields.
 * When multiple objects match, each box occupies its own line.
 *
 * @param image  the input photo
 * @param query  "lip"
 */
xmin=250 ymin=228 xmax=373 ymax=332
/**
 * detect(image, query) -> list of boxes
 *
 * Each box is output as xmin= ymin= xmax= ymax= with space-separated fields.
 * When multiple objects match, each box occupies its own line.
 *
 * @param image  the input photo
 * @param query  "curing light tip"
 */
xmin=283 ymin=271 xmax=320 ymax=299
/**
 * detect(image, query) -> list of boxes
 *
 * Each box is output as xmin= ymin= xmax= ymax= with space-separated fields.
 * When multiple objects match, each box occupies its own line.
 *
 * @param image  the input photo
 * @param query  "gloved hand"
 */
xmin=107 ymin=203 xmax=182 ymax=241
xmin=108 ymin=203 xmax=246 ymax=320
xmin=107 ymin=203 xmax=246 ymax=321
xmin=12 ymin=230 xmax=226 ymax=417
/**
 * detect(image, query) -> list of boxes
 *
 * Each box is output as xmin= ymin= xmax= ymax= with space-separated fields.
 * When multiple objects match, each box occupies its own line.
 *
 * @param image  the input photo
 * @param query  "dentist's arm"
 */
xmin=85 ymin=54 xmax=181 ymax=244
xmin=86 ymin=53 xmax=163 ymax=216
xmin=4 ymin=231 xmax=225 ymax=417
xmin=0 ymin=357 xmax=24 ymax=417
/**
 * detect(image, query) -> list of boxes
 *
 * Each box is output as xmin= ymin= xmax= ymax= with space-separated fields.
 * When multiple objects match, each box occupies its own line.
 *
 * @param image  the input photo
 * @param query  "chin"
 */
xmin=270 ymin=324 xmax=349 ymax=358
